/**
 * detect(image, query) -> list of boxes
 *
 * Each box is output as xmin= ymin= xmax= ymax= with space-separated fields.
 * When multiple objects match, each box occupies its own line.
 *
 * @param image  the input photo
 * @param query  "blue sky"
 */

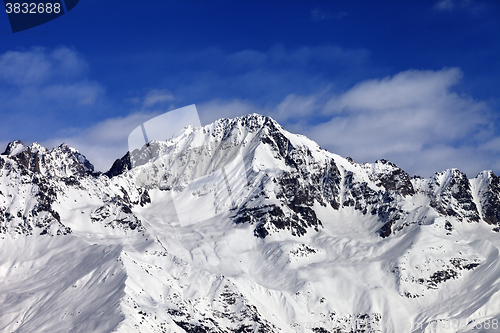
xmin=0 ymin=0 xmax=499 ymax=177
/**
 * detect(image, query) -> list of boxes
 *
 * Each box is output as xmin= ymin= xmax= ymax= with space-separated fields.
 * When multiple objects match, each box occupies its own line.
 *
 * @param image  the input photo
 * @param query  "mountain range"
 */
xmin=0 ymin=114 xmax=499 ymax=333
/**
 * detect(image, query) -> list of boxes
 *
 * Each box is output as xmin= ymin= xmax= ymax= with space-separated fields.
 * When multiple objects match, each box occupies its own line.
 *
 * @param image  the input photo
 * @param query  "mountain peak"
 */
xmin=2 ymin=140 xmax=27 ymax=156
xmin=0 ymin=140 xmax=94 ymax=178
xmin=208 ymin=113 xmax=283 ymax=136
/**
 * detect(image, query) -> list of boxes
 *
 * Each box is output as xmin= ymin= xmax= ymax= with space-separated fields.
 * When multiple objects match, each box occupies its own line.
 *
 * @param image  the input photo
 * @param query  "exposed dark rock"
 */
xmin=1 ymin=140 xmax=25 ymax=156
xmin=427 ymin=269 xmax=458 ymax=289
xmin=140 ymin=189 xmax=151 ymax=207
xmin=172 ymin=321 xmax=210 ymax=333
xmin=63 ymin=176 xmax=80 ymax=186
xmin=105 ymin=152 xmax=132 ymax=178
xmin=2 ymin=141 xmax=94 ymax=178
xmin=234 ymin=204 xmax=316 ymax=238
xmin=230 ymin=124 xmax=342 ymax=238
xmin=429 ymin=169 xmax=480 ymax=223
xmin=342 ymin=171 xmax=376 ymax=212
xmin=165 ymin=280 xmax=279 ymax=333
xmin=342 ymin=170 xmax=406 ymax=238
xmin=50 ymin=143 xmax=95 ymax=176
xmin=445 ymin=221 xmax=453 ymax=232
xmin=481 ymin=172 xmax=500 ymax=225
xmin=1 ymin=118 xmax=499 ymax=243
xmin=369 ymin=159 xmax=415 ymax=196
xmin=90 ymin=198 xmax=143 ymax=231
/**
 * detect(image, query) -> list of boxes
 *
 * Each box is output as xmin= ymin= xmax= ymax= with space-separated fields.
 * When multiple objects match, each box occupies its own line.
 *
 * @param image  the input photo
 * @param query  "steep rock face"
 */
xmin=105 ymin=152 xmax=132 ymax=178
xmin=0 ymin=141 xmax=140 ymax=236
xmin=163 ymin=278 xmax=279 ymax=332
xmin=478 ymin=171 xmax=500 ymax=226
xmin=1 ymin=117 xmax=497 ymax=240
xmin=149 ymin=115 xmax=410 ymax=239
xmin=427 ymin=169 xmax=480 ymax=223
xmin=90 ymin=199 xmax=143 ymax=231
xmin=2 ymin=140 xmax=95 ymax=178
xmin=117 ymin=114 xmax=498 ymax=238
xmin=362 ymin=159 xmax=415 ymax=196
xmin=341 ymin=170 xmax=407 ymax=238
xmin=248 ymin=116 xmax=404 ymax=239
xmin=0 ymin=153 xmax=71 ymax=236
xmin=234 ymin=120 xmax=342 ymax=238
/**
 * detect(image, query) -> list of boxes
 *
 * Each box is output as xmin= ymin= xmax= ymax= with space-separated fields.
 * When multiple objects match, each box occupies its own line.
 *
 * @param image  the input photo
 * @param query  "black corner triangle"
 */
xmin=63 ymin=0 xmax=78 ymax=12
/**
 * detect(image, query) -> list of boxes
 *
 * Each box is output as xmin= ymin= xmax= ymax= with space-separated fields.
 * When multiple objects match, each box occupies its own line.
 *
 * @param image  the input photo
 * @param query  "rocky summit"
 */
xmin=1 ymin=114 xmax=500 ymax=332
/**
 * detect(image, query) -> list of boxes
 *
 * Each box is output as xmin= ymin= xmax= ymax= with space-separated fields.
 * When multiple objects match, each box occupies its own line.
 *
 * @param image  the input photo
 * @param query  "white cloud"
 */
xmin=480 ymin=137 xmax=500 ymax=153
xmin=411 ymin=145 xmax=492 ymax=178
xmin=49 ymin=46 xmax=89 ymax=78
xmin=42 ymin=82 xmax=103 ymax=106
xmin=41 ymin=88 xmax=179 ymax=172
xmin=44 ymin=98 xmax=261 ymax=172
xmin=6 ymin=47 xmax=492 ymax=179
xmin=191 ymin=68 xmax=496 ymax=178
xmin=295 ymin=68 xmax=492 ymax=177
xmin=320 ymin=68 xmax=488 ymax=143
xmin=275 ymin=93 xmax=322 ymax=122
xmin=42 ymin=111 xmax=160 ymax=172
xmin=142 ymin=89 xmax=174 ymax=108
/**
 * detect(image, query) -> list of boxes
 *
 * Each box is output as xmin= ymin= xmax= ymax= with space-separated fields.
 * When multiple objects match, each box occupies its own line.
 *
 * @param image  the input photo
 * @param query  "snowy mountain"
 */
xmin=1 ymin=114 xmax=500 ymax=333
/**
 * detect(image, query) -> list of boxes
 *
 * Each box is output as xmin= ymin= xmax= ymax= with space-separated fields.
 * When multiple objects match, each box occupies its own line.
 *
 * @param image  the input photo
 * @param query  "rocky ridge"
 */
xmin=0 ymin=114 xmax=499 ymax=332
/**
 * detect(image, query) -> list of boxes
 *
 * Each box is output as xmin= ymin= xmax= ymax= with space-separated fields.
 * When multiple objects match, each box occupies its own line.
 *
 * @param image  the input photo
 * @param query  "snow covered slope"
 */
xmin=1 ymin=114 xmax=500 ymax=333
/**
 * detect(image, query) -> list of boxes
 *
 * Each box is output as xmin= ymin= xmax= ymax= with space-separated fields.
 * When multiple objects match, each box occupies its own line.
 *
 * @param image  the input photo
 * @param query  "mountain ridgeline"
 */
xmin=2 ymin=115 xmax=499 ymax=239
xmin=1 ymin=114 xmax=499 ymax=333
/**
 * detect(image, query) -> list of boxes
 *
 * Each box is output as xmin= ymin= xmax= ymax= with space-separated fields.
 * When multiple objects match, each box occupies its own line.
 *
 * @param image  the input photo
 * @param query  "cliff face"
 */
xmin=0 ymin=114 xmax=499 ymax=332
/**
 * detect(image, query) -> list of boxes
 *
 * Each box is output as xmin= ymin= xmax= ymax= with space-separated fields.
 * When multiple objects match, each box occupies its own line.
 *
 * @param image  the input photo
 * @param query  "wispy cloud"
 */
xmin=304 ymin=68 xmax=493 ymax=176
xmin=1 ymin=46 xmax=497 ymax=177
xmin=144 ymin=44 xmax=371 ymax=105
xmin=38 ymin=67 xmax=498 ymax=177
xmin=40 ymin=86 xmax=182 ymax=171
xmin=195 ymin=68 xmax=497 ymax=178
xmin=142 ymin=89 xmax=174 ymax=108
xmin=0 ymin=46 xmax=88 ymax=86
xmin=0 ymin=47 xmax=105 ymax=141
xmin=435 ymin=0 xmax=456 ymax=10
xmin=42 ymin=111 xmax=160 ymax=172
xmin=311 ymin=8 xmax=348 ymax=21
xmin=434 ymin=0 xmax=488 ymax=14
